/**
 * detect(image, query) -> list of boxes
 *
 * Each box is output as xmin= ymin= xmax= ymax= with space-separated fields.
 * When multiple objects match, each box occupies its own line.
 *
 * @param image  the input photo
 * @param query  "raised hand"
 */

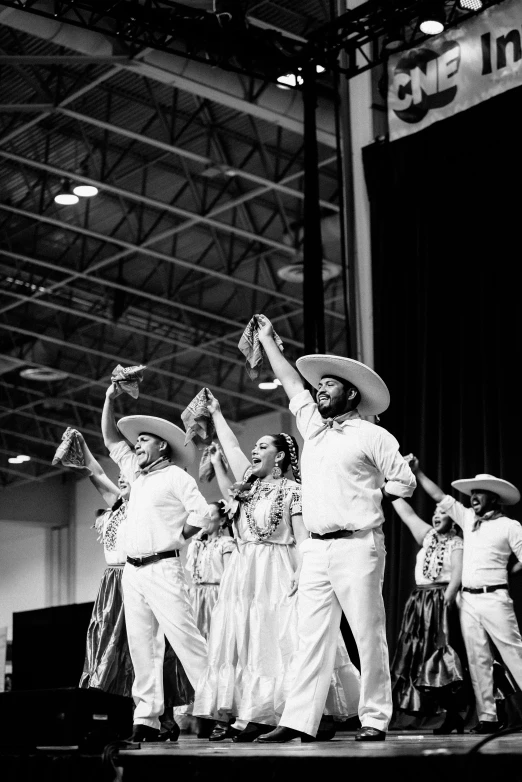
xmin=106 ymin=381 xmax=123 ymax=400
xmin=206 ymin=389 xmax=221 ymax=416
xmin=404 ymin=453 xmax=419 ymax=473
xmin=256 ymin=313 xmax=274 ymax=342
xmin=209 ymin=444 xmax=222 ymax=465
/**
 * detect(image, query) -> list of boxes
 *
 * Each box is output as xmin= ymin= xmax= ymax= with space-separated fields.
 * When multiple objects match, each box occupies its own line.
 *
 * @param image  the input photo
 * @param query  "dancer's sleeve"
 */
xmin=288 ymin=389 xmax=322 ymax=439
xmin=507 ymin=520 xmax=522 ymax=562
xmin=367 ymin=426 xmax=416 ymax=498
xmin=109 ymin=441 xmax=140 ymax=484
xmin=174 ymin=470 xmax=211 ymax=529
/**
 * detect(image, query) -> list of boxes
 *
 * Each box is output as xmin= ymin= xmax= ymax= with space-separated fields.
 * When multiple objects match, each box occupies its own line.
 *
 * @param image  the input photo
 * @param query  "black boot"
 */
xmin=127 ymin=724 xmax=160 ymax=742
xmin=470 ymin=721 xmax=502 ymax=734
xmin=233 ymin=722 xmax=274 ymax=742
xmin=433 ymin=712 xmax=464 ymax=735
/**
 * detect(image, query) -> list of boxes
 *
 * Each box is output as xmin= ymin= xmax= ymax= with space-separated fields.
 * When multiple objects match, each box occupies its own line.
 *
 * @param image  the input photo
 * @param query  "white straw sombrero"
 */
xmin=296 ymin=354 xmax=390 ymax=417
xmin=451 ymin=474 xmax=520 ymax=506
xmin=118 ymin=415 xmax=196 ymax=469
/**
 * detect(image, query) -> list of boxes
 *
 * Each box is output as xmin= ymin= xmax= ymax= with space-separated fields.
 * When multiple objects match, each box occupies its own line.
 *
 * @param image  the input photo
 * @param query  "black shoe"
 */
xmin=256 ymin=726 xmax=314 ymax=743
xmin=233 ymin=722 xmax=274 ymax=743
xmin=197 ymin=719 xmax=215 ymax=739
xmin=127 ymin=724 xmax=160 ymax=742
xmin=158 ymin=722 xmax=180 ymax=742
xmin=355 ymin=727 xmax=386 ymax=742
xmin=470 ymin=720 xmax=502 ymax=734
xmin=209 ymin=723 xmax=241 ymax=742
xmin=433 ymin=712 xmax=464 ymax=735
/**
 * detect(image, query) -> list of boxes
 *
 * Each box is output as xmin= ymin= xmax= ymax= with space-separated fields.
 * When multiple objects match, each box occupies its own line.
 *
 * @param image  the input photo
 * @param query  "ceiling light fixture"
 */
xmin=54 ymin=179 xmax=79 ymax=205
xmin=17 ymin=455 xmax=31 ymax=462
xmin=19 ymin=367 xmax=69 ymax=382
xmin=419 ymin=2 xmax=446 ymax=35
xmin=382 ymin=25 xmax=405 ymax=53
xmin=258 ymin=380 xmax=279 ymax=390
xmin=73 ymin=184 xmax=99 ymax=197
xmin=457 ymin=0 xmax=483 ymax=9
xmin=276 ymin=64 xmax=324 ymax=90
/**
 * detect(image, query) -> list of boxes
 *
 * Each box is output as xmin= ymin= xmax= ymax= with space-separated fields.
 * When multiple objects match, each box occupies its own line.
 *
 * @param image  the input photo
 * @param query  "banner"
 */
xmin=388 ymin=0 xmax=522 ymax=140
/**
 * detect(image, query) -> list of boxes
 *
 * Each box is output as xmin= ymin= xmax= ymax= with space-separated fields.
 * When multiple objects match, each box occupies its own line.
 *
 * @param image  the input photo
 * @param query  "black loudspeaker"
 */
xmin=12 ymin=603 xmax=94 ymax=690
xmin=0 ymin=687 xmax=133 ymax=749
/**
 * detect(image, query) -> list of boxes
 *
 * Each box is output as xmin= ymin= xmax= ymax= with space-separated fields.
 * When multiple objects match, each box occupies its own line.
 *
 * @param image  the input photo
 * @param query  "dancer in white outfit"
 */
xmin=102 ymin=383 xmax=211 ymax=742
xmin=253 ymin=315 xmax=416 ymax=743
xmin=192 ymin=391 xmax=360 ymax=742
xmin=410 ymin=461 xmax=522 ymax=734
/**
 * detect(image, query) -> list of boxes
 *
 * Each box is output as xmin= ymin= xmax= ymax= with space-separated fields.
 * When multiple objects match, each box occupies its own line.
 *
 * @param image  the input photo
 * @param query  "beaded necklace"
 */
xmin=94 ymin=499 xmax=127 ymax=552
xmin=422 ymin=529 xmax=452 ymax=581
xmin=243 ymin=478 xmax=287 ymax=542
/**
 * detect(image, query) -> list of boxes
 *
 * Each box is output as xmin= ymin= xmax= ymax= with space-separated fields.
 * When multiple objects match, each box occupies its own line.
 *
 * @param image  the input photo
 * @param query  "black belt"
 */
xmin=462 ymin=584 xmax=508 ymax=594
xmin=127 ymin=550 xmax=180 ymax=567
xmin=311 ymin=530 xmax=358 ymax=540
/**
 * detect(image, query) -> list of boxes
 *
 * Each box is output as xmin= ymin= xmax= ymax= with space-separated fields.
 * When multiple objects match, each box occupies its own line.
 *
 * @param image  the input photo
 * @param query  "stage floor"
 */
xmin=120 ymin=730 xmax=521 ymax=758
xmin=3 ymin=731 xmax=522 ymax=782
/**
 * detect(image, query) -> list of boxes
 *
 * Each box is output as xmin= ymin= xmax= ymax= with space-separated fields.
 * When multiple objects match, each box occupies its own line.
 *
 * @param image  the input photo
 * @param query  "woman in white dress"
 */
xmin=186 ymin=502 xmax=236 ymax=641
xmin=193 ymin=392 xmax=360 ymax=742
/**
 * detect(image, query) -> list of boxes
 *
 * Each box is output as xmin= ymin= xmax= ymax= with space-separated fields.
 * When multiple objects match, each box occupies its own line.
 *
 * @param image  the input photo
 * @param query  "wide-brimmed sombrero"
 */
xmin=118 ymin=415 xmax=196 ymax=470
xmin=451 ymin=474 xmax=520 ymax=506
xmin=296 ymin=354 xmax=390 ymax=417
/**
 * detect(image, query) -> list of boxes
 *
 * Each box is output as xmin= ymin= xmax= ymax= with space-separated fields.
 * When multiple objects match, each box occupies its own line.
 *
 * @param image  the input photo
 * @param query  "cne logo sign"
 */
xmin=390 ymin=41 xmax=461 ymax=123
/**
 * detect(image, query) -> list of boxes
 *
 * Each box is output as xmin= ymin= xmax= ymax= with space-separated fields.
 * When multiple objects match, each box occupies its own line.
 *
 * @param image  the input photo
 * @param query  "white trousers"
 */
xmin=459 ymin=589 xmax=522 ymax=721
xmin=280 ymin=529 xmax=392 ymax=736
xmin=122 ymin=558 xmax=208 ymax=729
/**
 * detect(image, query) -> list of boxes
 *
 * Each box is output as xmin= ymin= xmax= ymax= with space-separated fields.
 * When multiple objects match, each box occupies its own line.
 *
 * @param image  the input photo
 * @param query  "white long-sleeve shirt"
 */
xmin=438 ymin=494 xmax=522 ymax=588
xmin=289 ymin=390 xmax=416 ymax=534
xmin=110 ymin=441 xmax=210 ymax=557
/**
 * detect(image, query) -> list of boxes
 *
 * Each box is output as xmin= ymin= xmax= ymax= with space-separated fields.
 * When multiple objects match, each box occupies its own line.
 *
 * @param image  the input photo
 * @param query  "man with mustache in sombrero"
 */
xmin=253 ymin=315 xmax=416 ymax=743
xmin=408 ymin=461 xmax=522 ymax=734
xmin=102 ymin=383 xmax=211 ymax=742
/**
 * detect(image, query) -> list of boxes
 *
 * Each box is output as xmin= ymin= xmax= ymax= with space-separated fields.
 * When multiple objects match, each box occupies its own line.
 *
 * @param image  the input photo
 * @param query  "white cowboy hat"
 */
xmin=296 ymin=354 xmax=390 ymax=417
xmin=451 ymin=474 xmax=520 ymax=506
xmin=118 ymin=415 xmax=196 ymax=470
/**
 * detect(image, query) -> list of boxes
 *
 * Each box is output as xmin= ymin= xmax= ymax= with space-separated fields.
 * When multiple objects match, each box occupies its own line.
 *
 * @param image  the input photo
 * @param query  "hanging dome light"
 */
xmin=54 ymin=179 xmax=79 ymax=205
xmin=458 ymin=0 xmax=483 ymax=9
xmin=73 ymin=184 xmax=99 ymax=197
xmin=419 ymin=2 xmax=446 ymax=35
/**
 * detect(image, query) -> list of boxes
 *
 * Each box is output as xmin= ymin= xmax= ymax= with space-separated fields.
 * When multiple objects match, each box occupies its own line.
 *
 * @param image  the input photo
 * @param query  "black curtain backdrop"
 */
xmin=363 ymin=85 xmax=522 ymax=654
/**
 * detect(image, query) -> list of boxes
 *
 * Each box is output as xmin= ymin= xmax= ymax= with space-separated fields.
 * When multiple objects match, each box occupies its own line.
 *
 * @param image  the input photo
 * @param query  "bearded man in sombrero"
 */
xmin=409 ymin=461 xmax=522 ymax=734
xmin=102 ymin=383 xmax=211 ymax=742
xmin=252 ymin=315 xmax=416 ymax=743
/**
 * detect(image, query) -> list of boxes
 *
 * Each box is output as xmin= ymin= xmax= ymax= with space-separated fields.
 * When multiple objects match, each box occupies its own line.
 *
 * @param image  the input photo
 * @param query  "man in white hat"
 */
xmin=253 ymin=316 xmax=416 ymax=742
xmin=102 ymin=384 xmax=211 ymax=742
xmin=408 ymin=459 xmax=522 ymax=734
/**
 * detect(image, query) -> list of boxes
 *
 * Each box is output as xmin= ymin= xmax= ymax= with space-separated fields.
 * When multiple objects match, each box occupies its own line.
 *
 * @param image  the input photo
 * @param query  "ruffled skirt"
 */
xmin=391 ymin=583 xmax=466 ymax=713
xmin=191 ymin=584 xmax=220 ymax=641
xmin=79 ymin=565 xmax=193 ymax=707
xmin=193 ymin=542 xmax=360 ymax=725
xmin=79 ymin=565 xmax=134 ymax=697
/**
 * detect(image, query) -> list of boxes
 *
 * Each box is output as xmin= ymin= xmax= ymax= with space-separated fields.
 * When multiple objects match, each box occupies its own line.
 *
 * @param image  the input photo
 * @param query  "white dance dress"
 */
xmin=186 ymin=533 xmax=237 ymax=640
xmin=193 ymin=478 xmax=360 ymax=726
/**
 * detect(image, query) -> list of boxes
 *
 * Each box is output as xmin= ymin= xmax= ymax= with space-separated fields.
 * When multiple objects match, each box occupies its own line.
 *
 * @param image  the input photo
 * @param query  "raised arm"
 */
xmin=256 ymin=314 xmax=305 ymax=401
xmin=206 ymin=391 xmax=251 ymax=481
xmin=102 ymin=382 xmax=124 ymax=451
xmin=209 ymin=444 xmax=233 ymax=499
xmin=406 ymin=454 xmax=445 ymax=503
xmin=77 ymin=432 xmax=120 ymax=506
xmin=393 ymin=498 xmax=432 ymax=546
